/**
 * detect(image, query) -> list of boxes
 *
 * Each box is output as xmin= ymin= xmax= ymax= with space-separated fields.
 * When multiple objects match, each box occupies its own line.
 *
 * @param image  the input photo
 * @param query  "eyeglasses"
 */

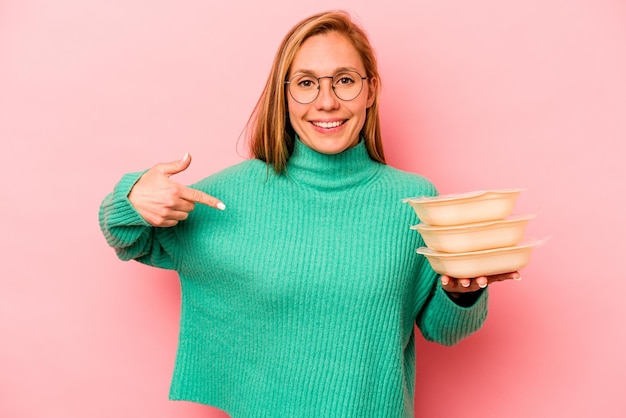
xmin=285 ymin=70 xmax=368 ymax=104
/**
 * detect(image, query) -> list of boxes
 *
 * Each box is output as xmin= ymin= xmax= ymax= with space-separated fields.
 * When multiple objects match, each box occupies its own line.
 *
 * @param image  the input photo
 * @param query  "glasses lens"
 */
xmin=332 ymin=71 xmax=364 ymax=101
xmin=288 ymin=74 xmax=319 ymax=104
xmin=287 ymin=71 xmax=365 ymax=104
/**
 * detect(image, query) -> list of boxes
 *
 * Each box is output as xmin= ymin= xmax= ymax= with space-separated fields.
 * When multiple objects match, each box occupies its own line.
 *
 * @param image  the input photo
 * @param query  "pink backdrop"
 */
xmin=2 ymin=0 xmax=625 ymax=417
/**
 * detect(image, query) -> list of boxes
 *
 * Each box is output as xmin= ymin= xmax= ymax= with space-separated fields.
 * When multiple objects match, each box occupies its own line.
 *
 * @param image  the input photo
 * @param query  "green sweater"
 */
xmin=99 ymin=139 xmax=488 ymax=417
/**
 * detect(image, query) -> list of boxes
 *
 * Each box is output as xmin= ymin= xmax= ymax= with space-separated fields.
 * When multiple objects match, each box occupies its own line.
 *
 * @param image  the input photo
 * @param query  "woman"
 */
xmin=99 ymin=10 xmax=519 ymax=417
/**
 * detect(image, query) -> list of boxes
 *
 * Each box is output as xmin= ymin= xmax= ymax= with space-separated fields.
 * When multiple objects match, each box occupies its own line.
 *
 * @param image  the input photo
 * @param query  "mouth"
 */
xmin=310 ymin=120 xmax=346 ymax=130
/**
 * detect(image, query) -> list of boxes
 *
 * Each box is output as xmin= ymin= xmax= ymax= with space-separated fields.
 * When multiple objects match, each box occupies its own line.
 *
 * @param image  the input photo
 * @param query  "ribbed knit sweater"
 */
xmin=99 ymin=138 xmax=488 ymax=417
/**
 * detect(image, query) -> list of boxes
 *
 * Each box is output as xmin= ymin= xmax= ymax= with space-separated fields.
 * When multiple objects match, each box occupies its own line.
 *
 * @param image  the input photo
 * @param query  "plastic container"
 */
xmin=404 ymin=189 xmax=523 ymax=226
xmin=416 ymin=239 xmax=545 ymax=278
xmin=411 ymin=214 xmax=535 ymax=253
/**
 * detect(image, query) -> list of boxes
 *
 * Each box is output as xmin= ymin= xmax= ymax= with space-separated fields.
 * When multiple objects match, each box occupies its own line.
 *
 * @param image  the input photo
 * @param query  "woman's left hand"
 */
xmin=441 ymin=271 xmax=521 ymax=294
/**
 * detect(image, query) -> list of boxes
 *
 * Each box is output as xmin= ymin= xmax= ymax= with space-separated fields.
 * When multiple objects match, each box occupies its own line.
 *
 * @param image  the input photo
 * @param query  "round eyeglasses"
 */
xmin=285 ymin=70 xmax=368 ymax=104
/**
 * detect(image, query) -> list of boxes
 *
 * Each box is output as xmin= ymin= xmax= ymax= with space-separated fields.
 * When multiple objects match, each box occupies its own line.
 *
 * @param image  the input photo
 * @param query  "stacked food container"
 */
xmin=404 ymin=189 xmax=543 ymax=278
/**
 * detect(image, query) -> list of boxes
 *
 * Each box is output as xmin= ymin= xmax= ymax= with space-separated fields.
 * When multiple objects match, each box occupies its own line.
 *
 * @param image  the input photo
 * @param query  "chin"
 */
xmin=304 ymin=134 xmax=358 ymax=154
xmin=314 ymin=142 xmax=352 ymax=155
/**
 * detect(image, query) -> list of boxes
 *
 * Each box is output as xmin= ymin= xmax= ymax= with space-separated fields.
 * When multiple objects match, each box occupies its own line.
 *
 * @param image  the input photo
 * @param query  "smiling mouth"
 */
xmin=311 ymin=120 xmax=345 ymax=129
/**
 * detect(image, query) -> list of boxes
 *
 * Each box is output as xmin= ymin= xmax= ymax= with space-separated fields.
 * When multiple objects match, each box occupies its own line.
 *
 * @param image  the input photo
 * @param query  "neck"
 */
xmin=285 ymin=137 xmax=381 ymax=193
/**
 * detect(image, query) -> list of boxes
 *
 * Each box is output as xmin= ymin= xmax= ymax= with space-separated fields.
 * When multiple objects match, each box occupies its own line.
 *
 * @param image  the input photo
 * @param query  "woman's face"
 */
xmin=287 ymin=31 xmax=376 ymax=155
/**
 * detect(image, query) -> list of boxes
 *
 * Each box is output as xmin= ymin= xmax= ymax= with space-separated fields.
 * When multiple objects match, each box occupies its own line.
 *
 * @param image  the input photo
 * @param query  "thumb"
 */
xmin=160 ymin=152 xmax=192 ymax=177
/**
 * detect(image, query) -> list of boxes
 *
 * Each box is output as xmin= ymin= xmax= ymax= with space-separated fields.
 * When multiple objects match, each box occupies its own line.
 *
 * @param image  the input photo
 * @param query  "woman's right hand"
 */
xmin=128 ymin=153 xmax=225 ymax=227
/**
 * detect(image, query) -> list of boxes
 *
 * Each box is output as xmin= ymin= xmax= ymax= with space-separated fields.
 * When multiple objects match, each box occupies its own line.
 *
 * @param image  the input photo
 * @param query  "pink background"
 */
xmin=1 ymin=1 xmax=625 ymax=417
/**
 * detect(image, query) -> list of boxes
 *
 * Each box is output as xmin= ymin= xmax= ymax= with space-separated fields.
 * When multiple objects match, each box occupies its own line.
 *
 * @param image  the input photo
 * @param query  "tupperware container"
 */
xmin=411 ymin=214 xmax=535 ymax=253
xmin=404 ymin=189 xmax=523 ymax=226
xmin=416 ymin=239 xmax=545 ymax=278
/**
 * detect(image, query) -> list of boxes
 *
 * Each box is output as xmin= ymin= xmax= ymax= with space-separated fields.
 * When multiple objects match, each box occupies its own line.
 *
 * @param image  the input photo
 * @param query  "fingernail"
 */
xmin=514 ymin=276 xmax=522 ymax=281
xmin=479 ymin=283 xmax=488 ymax=288
xmin=462 ymin=281 xmax=470 ymax=287
xmin=217 ymin=202 xmax=226 ymax=210
xmin=182 ymin=152 xmax=189 ymax=161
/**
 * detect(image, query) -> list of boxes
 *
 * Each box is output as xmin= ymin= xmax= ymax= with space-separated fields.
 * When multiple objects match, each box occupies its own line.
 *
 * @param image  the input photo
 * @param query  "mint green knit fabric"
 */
xmin=99 ymin=138 xmax=488 ymax=417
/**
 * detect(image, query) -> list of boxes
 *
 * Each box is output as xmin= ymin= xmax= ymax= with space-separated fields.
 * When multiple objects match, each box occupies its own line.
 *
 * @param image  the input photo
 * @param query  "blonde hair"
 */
xmin=246 ymin=10 xmax=385 ymax=173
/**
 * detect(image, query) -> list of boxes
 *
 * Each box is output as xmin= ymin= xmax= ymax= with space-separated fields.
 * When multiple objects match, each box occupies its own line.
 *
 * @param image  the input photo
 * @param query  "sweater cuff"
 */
xmin=100 ymin=171 xmax=150 ymax=228
xmin=421 ymin=284 xmax=489 ymax=346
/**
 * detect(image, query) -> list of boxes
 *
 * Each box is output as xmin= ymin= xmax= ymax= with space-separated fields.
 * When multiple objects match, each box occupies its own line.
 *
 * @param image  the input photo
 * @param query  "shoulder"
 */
xmin=377 ymin=164 xmax=438 ymax=199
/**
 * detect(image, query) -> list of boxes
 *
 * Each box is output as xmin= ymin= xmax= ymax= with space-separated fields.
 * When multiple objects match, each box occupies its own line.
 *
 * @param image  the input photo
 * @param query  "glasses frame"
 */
xmin=284 ymin=71 xmax=368 ymax=104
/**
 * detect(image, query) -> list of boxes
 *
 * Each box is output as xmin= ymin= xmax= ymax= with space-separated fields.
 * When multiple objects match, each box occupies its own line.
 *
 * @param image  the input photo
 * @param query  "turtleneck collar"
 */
xmin=285 ymin=136 xmax=382 ymax=193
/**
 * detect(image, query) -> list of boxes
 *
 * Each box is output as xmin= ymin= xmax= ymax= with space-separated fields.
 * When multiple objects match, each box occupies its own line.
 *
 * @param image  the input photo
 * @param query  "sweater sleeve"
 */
xmin=98 ymin=171 xmax=177 ymax=270
xmin=404 ymin=174 xmax=488 ymax=346
xmin=416 ymin=281 xmax=488 ymax=346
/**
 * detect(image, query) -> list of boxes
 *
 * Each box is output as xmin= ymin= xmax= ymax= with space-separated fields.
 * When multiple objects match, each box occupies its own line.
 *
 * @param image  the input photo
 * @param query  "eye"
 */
xmin=334 ymin=73 xmax=356 ymax=86
xmin=294 ymin=76 xmax=318 ymax=89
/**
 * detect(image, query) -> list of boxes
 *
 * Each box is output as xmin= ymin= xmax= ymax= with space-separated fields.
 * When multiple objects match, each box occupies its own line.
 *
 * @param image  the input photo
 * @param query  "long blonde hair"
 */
xmin=246 ymin=10 xmax=385 ymax=173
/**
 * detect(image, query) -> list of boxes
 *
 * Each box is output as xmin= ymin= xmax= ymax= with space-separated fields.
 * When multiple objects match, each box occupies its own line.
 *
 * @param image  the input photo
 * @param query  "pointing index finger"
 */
xmin=181 ymin=186 xmax=226 ymax=210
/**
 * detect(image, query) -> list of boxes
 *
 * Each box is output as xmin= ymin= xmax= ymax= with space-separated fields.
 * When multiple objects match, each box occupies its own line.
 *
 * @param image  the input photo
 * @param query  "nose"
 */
xmin=315 ymin=77 xmax=340 ymax=110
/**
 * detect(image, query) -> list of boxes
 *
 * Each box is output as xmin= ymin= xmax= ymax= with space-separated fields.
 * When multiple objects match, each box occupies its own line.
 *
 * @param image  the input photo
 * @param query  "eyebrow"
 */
xmin=289 ymin=66 xmax=363 ymax=76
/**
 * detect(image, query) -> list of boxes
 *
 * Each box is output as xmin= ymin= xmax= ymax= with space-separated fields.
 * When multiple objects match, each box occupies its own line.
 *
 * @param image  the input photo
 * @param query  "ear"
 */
xmin=365 ymin=77 xmax=377 ymax=108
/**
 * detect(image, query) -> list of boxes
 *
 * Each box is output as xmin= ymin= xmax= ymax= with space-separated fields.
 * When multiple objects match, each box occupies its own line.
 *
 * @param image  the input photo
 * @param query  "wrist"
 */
xmin=444 ymin=288 xmax=485 ymax=307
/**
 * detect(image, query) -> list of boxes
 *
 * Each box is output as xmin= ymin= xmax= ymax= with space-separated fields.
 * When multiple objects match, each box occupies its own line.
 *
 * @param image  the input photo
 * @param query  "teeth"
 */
xmin=313 ymin=121 xmax=343 ymax=128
